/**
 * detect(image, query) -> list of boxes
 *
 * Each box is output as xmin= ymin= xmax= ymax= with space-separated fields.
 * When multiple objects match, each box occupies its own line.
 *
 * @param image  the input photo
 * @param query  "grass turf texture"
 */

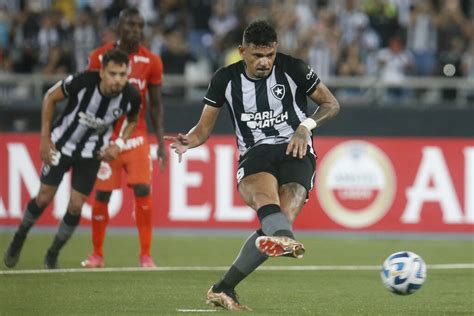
xmin=0 ymin=232 xmax=473 ymax=315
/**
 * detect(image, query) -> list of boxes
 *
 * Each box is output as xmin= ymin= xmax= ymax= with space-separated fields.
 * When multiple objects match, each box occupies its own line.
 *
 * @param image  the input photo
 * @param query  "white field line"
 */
xmin=176 ymin=309 xmax=217 ymax=313
xmin=1 ymin=263 xmax=473 ymax=275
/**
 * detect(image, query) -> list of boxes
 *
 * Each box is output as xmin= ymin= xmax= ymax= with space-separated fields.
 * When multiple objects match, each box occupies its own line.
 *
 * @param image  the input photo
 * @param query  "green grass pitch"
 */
xmin=0 ymin=232 xmax=473 ymax=315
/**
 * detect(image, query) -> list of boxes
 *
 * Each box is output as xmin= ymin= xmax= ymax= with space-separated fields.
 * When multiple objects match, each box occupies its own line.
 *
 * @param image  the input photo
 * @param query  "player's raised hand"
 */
xmin=164 ymin=133 xmax=189 ymax=163
xmin=286 ymin=126 xmax=311 ymax=159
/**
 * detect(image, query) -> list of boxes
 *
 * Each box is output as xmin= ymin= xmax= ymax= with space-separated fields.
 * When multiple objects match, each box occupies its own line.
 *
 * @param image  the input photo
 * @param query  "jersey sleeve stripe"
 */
xmin=61 ymin=81 xmax=69 ymax=97
xmin=305 ymin=78 xmax=320 ymax=94
xmin=204 ymin=97 xmax=217 ymax=104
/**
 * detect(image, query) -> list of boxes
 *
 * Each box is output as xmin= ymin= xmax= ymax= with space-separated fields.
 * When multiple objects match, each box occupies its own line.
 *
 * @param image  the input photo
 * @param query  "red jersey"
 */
xmin=88 ymin=43 xmax=163 ymax=137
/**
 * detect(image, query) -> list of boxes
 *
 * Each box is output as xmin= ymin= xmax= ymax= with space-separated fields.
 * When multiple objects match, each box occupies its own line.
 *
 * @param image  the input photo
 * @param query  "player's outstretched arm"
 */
xmin=165 ymin=105 xmax=221 ymax=162
xmin=40 ymin=81 xmax=66 ymax=165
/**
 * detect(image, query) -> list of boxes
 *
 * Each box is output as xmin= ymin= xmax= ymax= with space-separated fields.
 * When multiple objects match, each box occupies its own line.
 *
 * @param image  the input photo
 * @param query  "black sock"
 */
xmin=214 ymin=266 xmax=247 ymax=292
xmin=48 ymin=212 xmax=80 ymax=254
xmin=214 ymin=230 xmax=269 ymax=291
xmin=257 ymin=204 xmax=294 ymax=238
xmin=17 ymin=199 xmax=45 ymax=238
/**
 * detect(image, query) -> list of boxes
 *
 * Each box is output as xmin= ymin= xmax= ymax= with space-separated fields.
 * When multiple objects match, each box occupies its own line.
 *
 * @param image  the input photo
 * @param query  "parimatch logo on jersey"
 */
xmin=78 ymin=111 xmax=108 ymax=133
xmin=241 ymin=110 xmax=288 ymax=129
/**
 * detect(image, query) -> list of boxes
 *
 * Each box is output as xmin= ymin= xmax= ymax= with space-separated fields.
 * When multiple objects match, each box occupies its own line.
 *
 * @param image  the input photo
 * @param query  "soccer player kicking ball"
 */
xmin=81 ymin=8 xmax=167 ymax=269
xmin=166 ymin=21 xmax=340 ymax=311
xmin=4 ymin=49 xmax=140 ymax=269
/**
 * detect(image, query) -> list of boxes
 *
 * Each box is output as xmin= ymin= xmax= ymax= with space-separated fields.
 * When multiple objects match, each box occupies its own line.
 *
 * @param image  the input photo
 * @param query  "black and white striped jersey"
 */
xmin=51 ymin=71 xmax=140 ymax=158
xmin=203 ymin=52 xmax=320 ymax=156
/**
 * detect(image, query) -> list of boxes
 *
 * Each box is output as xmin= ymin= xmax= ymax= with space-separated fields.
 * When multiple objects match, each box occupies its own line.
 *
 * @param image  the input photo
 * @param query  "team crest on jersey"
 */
xmin=271 ymin=84 xmax=285 ymax=100
xmin=113 ymin=108 xmax=123 ymax=118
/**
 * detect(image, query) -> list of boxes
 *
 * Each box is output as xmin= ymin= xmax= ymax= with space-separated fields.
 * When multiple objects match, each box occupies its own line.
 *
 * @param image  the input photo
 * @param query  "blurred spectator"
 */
xmin=10 ymin=3 xmax=41 ymax=73
xmin=104 ymin=0 xmax=128 ymax=25
xmin=157 ymin=0 xmax=188 ymax=32
xmin=52 ymin=0 xmax=76 ymax=24
xmin=461 ymin=41 xmax=474 ymax=100
xmin=37 ymin=13 xmax=60 ymax=66
xmin=41 ymin=45 xmax=73 ymax=74
xmin=376 ymin=35 xmax=414 ymax=103
xmin=148 ymin=23 xmax=165 ymax=56
xmin=302 ymin=8 xmax=341 ymax=78
xmin=406 ymin=1 xmax=437 ymax=76
xmin=338 ymin=41 xmax=366 ymax=76
xmin=337 ymin=41 xmax=366 ymax=100
xmin=161 ymin=26 xmax=196 ymax=96
xmin=208 ymin=0 xmax=239 ymax=65
xmin=461 ymin=41 xmax=474 ymax=78
xmin=128 ymin=0 xmax=157 ymax=24
xmin=436 ymin=0 xmax=469 ymax=74
xmin=0 ymin=48 xmax=12 ymax=73
xmin=73 ymin=9 xmax=97 ymax=71
xmin=209 ymin=0 xmax=238 ymax=51
xmin=0 ymin=0 xmax=470 ymax=105
xmin=363 ymin=0 xmax=399 ymax=47
xmin=0 ymin=10 xmax=10 ymax=49
xmin=187 ymin=0 xmax=213 ymax=59
xmin=98 ymin=25 xmax=116 ymax=46
xmin=338 ymin=0 xmax=369 ymax=47
xmin=392 ymin=0 xmax=412 ymax=29
xmin=270 ymin=1 xmax=300 ymax=56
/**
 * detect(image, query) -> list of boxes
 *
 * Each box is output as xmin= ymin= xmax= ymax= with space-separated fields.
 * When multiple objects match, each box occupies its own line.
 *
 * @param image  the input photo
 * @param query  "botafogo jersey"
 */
xmin=203 ymin=52 xmax=320 ymax=156
xmin=51 ymin=71 xmax=140 ymax=158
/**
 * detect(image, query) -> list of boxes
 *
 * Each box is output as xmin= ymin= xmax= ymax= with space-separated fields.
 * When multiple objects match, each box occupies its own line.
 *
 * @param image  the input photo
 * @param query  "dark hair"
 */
xmin=119 ymin=7 xmax=141 ymax=24
xmin=102 ymin=48 xmax=129 ymax=67
xmin=243 ymin=20 xmax=277 ymax=46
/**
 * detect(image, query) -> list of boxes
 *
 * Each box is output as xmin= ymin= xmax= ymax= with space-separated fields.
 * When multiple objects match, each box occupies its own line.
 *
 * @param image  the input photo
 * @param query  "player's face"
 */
xmin=240 ymin=42 xmax=277 ymax=78
xmin=119 ymin=14 xmax=144 ymax=45
xmin=100 ymin=61 xmax=129 ymax=97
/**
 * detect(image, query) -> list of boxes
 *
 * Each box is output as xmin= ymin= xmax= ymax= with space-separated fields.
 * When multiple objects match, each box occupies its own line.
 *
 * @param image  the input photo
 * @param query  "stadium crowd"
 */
xmin=0 ymin=0 xmax=472 ymax=81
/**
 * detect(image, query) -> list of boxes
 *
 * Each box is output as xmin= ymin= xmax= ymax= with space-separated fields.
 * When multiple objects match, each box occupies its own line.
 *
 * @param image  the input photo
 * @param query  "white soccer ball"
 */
xmin=380 ymin=251 xmax=427 ymax=295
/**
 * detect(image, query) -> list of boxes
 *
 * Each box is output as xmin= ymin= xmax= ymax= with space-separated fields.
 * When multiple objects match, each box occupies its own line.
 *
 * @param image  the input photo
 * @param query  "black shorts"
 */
xmin=40 ymin=154 xmax=101 ymax=196
xmin=237 ymin=143 xmax=316 ymax=193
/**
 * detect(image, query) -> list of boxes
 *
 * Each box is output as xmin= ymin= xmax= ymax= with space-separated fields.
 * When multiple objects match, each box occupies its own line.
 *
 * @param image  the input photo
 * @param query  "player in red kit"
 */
xmin=81 ymin=8 xmax=167 ymax=268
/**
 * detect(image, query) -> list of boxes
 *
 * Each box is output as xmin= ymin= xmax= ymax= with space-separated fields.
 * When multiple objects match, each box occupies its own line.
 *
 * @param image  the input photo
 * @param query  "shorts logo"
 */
xmin=316 ymin=140 xmax=396 ymax=229
xmin=236 ymin=167 xmax=245 ymax=183
xmin=41 ymin=163 xmax=50 ymax=176
xmin=271 ymin=84 xmax=285 ymax=100
xmin=97 ymin=162 xmax=112 ymax=180
xmin=113 ymin=108 xmax=123 ymax=118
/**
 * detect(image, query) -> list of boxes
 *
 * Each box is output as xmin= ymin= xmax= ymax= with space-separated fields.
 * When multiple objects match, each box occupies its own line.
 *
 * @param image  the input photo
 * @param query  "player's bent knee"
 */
xmin=35 ymin=192 xmax=55 ymax=208
xmin=133 ymin=184 xmax=150 ymax=197
xmin=95 ymin=190 xmax=112 ymax=202
xmin=67 ymin=203 xmax=83 ymax=215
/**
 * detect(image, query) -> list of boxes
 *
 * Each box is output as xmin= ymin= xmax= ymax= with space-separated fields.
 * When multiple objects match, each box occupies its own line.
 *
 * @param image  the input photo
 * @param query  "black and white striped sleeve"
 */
xmin=288 ymin=57 xmax=320 ymax=96
xmin=61 ymin=72 xmax=89 ymax=97
xmin=202 ymin=68 xmax=228 ymax=108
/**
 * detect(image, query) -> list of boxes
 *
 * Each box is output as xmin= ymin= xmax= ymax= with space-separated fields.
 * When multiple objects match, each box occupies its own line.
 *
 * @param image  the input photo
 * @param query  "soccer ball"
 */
xmin=380 ymin=251 xmax=427 ymax=295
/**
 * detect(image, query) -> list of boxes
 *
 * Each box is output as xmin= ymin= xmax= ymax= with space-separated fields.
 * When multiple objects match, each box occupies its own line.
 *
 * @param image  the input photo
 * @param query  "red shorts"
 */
xmin=95 ymin=136 xmax=152 ymax=191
